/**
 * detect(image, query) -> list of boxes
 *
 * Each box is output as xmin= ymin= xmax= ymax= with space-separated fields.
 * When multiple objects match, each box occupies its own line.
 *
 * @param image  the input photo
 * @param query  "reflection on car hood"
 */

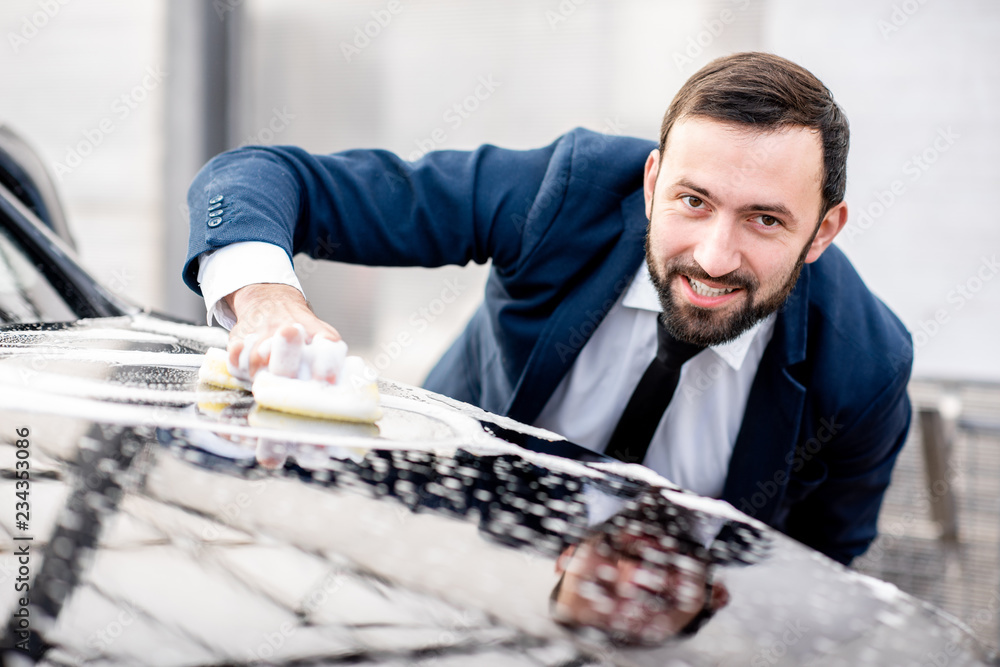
xmin=0 ymin=316 xmax=994 ymax=665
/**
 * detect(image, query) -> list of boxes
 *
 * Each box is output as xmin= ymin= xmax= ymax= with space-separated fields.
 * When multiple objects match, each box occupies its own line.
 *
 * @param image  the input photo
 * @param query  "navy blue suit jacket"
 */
xmin=184 ymin=128 xmax=914 ymax=565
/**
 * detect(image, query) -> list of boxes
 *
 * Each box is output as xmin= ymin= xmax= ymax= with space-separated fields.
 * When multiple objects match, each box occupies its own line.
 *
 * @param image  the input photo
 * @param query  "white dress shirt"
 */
xmin=533 ymin=263 xmax=776 ymax=498
xmin=198 ymin=244 xmax=776 ymax=497
xmin=197 ymin=242 xmax=304 ymax=329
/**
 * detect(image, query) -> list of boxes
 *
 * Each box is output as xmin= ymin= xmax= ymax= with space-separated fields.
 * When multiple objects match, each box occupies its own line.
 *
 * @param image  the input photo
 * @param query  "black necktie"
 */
xmin=603 ymin=318 xmax=705 ymax=464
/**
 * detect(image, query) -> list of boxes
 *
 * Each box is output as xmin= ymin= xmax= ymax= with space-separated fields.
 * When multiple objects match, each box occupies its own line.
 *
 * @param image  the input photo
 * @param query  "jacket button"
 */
xmin=207 ymin=218 xmax=222 ymax=228
xmin=209 ymin=209 xmax=224 ymax=217
xmin=208 ymin=201 xmax=223 ymax=211
xmin=209 ymin=195 xmax=224 ymax=205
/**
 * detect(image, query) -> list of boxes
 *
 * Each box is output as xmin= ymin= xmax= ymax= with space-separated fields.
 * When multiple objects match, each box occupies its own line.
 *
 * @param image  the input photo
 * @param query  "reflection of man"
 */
xmin=246 ymin=438 xmax=766 ymax=644
xmin=552 ymin=529 xmax=729 ymax=643
xmin=183 ymin=52 xmax=913 ymax=565
xmin=549 ymin=490 xmax=753 ymax=644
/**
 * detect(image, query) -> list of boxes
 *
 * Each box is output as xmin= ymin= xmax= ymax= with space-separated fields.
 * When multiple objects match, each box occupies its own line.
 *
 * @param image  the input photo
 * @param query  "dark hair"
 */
xmin=659 ymin=52 xmax=849 ymax=217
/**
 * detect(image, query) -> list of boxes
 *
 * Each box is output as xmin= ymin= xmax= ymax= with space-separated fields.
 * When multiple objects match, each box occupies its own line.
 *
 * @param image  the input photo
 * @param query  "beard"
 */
xmin=644 ymin=231 xmax=813 ymax=347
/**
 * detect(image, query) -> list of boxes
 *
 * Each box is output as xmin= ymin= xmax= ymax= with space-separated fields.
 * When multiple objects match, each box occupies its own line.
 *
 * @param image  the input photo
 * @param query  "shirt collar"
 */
xmin=621 ymin=263 xmax=776 ymax=372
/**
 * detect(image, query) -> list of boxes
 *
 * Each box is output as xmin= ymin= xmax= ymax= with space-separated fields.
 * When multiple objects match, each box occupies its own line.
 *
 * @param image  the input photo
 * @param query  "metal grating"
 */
xmin=853 ymin=380 xmax=1000 ymax=651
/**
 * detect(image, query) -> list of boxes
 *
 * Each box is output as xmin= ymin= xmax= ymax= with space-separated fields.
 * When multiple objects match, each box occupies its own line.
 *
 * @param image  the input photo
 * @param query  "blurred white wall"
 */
xmin=0 ymin=0 xmax=996 ymax=384
xmin=0 ymin=0 xmax=166 ymax=314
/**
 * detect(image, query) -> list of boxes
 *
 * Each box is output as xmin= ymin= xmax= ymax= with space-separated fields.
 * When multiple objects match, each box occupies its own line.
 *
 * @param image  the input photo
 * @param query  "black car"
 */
xmin=0 ymin=125 xmax=994 ymax=665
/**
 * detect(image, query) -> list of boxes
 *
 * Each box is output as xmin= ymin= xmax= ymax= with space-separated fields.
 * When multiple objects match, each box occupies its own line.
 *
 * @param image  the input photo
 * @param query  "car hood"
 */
xmin=0 ymin=315 xmax=994 ymax=665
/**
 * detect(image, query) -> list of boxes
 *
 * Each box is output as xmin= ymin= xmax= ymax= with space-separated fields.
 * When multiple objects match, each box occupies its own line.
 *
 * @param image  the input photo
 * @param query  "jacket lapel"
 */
xmin=505 ymin=189 xmax=647 ymax=425
xmin=721 ymin=267 xmax=810 ymax=525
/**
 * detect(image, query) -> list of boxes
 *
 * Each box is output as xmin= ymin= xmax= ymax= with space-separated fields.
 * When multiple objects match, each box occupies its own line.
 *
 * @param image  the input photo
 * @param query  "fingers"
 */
xmin=229 ymin=322 xmax=351 ymax=383
xmin=309 ymin=323 xmax=342 ymax=344
xmin=307 ymin=335 xmax=348 ymax=383
xmin=268 ymin=324 xmax=306 ymax=378
xmin=225 ymin=297 xmax=343 ymax=381
xmin=227 ymin=338 xmax=244 ymax=375
xmin=226 ymin=333 xmax=260 ymax=382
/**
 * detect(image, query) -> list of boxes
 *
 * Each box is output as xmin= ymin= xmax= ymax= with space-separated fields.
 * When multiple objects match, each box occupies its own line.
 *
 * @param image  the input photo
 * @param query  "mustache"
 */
xmin=663 ymin=260 xmax=759 ymax=293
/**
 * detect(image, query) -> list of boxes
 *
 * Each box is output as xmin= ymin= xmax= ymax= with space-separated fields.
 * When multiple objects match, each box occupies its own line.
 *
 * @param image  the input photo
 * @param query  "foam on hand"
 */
xmin=198 ymin=325 xmax=382 ymax=423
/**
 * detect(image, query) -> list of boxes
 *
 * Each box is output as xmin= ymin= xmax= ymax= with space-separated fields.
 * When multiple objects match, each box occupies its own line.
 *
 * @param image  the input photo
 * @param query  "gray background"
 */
xmin=0 ymin=0 xmax=995 ymax=385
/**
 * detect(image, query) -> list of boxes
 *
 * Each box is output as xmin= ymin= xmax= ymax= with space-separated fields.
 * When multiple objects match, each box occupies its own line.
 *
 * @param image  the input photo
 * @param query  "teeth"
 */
xmin=688 ymin=277 xmax=736 ymax=298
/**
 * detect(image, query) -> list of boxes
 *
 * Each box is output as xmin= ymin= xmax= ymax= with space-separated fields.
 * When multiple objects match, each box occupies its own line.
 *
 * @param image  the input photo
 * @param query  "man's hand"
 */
xmin=551 ymin=531 xmax=728 ymax=644
xmin=224 ymin=283 xmax=341 ymax=380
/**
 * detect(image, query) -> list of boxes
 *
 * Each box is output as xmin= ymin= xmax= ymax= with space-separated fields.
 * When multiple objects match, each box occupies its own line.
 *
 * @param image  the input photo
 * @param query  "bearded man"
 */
xmin=183 ymin=52 xmax=913 ymax=565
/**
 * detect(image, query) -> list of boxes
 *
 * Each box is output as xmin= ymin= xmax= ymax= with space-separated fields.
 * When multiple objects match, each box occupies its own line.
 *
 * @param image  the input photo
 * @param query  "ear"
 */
xmin=804 ymin=201 xmax=848 ymax=264
xmin=643 ymin=149 xmax=661 ymax=220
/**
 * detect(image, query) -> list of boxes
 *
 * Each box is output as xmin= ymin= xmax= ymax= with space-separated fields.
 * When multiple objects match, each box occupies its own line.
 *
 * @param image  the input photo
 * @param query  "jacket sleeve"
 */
xmin=182 ymin=141 xmax=561 ymax=296
xmin=782 ymin=363 xmax=913 ymax=565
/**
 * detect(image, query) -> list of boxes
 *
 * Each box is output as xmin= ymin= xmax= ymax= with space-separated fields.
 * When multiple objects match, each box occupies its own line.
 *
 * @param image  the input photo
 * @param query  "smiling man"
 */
xmin=645 ymin=118 xmax=843 ymax=347
xmin=183 ymin=52 xmax=913 ymax=565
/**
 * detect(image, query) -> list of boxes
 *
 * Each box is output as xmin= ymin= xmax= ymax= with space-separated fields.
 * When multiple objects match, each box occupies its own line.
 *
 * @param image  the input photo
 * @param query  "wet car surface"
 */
xmin=0 ymin=318 xmax=996 ymax=666
xmin=0 ymin=128 xmax=995 ymax=665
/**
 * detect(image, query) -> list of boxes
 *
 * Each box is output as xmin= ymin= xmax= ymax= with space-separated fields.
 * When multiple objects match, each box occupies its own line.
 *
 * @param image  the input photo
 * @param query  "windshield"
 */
xmin=0 ymin=223 xmax=75 ymax=323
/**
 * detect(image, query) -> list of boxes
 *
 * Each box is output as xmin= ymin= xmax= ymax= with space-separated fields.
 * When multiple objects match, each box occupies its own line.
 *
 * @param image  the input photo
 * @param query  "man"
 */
xmin=183 ymin=52 xmax=913 ymax=565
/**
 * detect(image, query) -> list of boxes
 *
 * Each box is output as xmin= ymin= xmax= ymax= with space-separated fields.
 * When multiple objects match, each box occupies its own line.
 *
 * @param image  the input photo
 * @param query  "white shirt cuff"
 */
xmin=196 ymin=242 xmax=304 ymax=329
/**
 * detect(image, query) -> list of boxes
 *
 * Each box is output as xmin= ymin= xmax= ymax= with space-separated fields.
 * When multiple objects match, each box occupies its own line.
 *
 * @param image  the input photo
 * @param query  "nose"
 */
xmin=691 ymin=217 xmax=741 ymax=278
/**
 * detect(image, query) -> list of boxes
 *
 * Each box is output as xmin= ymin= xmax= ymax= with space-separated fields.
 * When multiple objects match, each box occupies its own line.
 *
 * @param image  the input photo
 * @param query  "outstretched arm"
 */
xmin=184 ymin=141 xmax=559 ymax=376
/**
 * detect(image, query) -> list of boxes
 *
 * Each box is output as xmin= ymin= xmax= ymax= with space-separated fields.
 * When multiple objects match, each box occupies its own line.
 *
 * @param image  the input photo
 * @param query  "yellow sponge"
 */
xmin=198 ymin=347 xmax=251 ymax=391
xmin=251 ymin=368 xmax=382 ymax=423
xmin=198 ymin=338 xmax=382 ymax=424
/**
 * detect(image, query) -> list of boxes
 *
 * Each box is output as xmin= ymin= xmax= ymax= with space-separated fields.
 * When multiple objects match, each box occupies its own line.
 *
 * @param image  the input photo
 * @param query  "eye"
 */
xmin=756 ymin=214 xmax=782 ymax=228
xmin=682 ymin=195 xmax=705 ymax=209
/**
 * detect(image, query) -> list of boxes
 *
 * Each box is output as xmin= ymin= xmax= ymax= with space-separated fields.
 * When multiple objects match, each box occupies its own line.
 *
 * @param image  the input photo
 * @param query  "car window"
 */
xmin=0 ymin=222 xmax=75 ymax=323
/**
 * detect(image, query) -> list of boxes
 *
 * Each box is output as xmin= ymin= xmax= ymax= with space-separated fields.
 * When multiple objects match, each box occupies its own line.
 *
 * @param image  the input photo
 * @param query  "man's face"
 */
xmin=643 ymin=117 xmax=847 ymax=346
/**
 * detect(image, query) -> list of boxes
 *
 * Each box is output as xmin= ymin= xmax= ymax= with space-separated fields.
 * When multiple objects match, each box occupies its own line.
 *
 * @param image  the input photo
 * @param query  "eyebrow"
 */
xmin=673 ymin=179 xmax=798 ymax=225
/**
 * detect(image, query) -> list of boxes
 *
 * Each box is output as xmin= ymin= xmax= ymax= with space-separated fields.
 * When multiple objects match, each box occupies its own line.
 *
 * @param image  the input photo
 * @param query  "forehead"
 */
xmin=661 ymin=117 xmax=824 ymax=214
